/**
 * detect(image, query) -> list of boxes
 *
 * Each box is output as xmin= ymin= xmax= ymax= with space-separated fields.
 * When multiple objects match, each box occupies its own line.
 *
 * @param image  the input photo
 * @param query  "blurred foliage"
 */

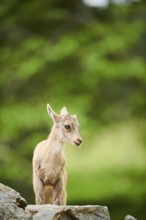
xmin=0 ymin=0 xmax=146 ymax=219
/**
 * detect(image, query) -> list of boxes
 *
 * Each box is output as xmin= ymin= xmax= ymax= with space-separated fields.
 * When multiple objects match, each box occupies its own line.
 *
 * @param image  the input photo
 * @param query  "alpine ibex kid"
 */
xmin=32 ymin=104 xmax=82 ymax=205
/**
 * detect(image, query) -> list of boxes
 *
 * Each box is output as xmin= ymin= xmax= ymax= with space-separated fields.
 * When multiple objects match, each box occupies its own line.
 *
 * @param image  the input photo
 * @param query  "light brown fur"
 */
xmin=32 ymin=104 xmax=82 ymax=205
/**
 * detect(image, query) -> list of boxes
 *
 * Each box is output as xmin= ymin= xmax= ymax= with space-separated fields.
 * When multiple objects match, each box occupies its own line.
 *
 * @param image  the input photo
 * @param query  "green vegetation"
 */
xmin=0 ymin=0 xmax=146 ymax=219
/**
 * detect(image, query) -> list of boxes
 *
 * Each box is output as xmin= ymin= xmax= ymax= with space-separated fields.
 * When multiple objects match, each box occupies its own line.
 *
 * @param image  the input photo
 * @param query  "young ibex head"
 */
xmin=47 ymin=104 xmax=82 ymax=146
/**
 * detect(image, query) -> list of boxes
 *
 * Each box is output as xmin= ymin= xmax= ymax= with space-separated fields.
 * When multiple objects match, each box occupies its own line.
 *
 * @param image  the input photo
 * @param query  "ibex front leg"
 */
xmin=33 ymin=175 xmax=45 ymax=204
xmin=53 ymin=178 xmax=67 ymax=205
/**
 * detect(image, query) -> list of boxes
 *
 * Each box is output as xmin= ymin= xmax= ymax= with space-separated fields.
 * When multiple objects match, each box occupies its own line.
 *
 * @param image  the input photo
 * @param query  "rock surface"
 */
xmin=27 ymin=204 xmax=110 ymax=220
xmin=124 ymin=215 xmax=137 ymax=220
xmin=0 ymin=183 xmax=138 ymax=220
xmin=0 ymin=183 xmax=32 ymax=220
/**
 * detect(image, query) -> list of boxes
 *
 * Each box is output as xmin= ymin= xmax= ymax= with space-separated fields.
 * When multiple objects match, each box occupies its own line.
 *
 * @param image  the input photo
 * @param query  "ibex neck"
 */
xmin=47 ymin=124 xmax=64 ymax=154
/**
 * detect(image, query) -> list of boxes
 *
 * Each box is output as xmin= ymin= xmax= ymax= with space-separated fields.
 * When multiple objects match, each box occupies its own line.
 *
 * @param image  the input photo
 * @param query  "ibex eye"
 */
xmin=64 ymin=125 xmax=71 ymax=130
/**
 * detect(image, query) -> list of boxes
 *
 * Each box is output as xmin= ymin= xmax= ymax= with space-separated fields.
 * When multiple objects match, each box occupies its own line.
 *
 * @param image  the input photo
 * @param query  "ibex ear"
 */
xmin=47 ymin=104 xmax=59 ymax=123
xmin=60 ymin=107 xmax=68 ymax=116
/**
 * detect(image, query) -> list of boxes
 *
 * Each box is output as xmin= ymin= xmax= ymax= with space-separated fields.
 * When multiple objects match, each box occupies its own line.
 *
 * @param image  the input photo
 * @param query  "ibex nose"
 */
xmin=74 ymin=138 xmax=83 ymax=146
xmin=77 ymin=138 xmax=82 ymax=144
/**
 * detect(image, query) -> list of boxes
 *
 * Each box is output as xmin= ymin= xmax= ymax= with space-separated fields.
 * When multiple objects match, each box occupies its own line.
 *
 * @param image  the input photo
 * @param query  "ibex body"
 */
xmin=32 ymin=104 xmax=82 ymax=205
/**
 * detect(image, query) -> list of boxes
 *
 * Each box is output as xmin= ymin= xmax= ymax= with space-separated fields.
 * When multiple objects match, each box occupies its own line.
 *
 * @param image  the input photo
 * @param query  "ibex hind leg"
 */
xmin=45 ymin=185 xmax=53 ymax=204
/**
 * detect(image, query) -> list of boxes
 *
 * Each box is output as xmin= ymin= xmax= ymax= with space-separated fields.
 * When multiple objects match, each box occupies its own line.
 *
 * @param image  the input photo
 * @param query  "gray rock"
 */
xmin=0 ymin=183 xmax=137 ymax=220
xmin=0 ymin=183 xmax=32 ymax=220
xmin=27 ymin=204 xmax=110 ymax=220
xmin=124 ymin=215 xmax=137 ymax=220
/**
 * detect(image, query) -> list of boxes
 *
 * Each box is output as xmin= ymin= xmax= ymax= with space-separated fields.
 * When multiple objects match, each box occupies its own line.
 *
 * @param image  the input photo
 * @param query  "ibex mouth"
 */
xmin=74 ymin=140 xmax=82 ymax=146
xmin=74 ymin=142 xmax=80 ymax=146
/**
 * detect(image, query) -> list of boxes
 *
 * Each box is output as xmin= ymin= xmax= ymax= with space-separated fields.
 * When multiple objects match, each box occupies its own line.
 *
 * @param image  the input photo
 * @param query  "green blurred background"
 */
xmin=0 ymin=0 xmax=146 ymax=219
